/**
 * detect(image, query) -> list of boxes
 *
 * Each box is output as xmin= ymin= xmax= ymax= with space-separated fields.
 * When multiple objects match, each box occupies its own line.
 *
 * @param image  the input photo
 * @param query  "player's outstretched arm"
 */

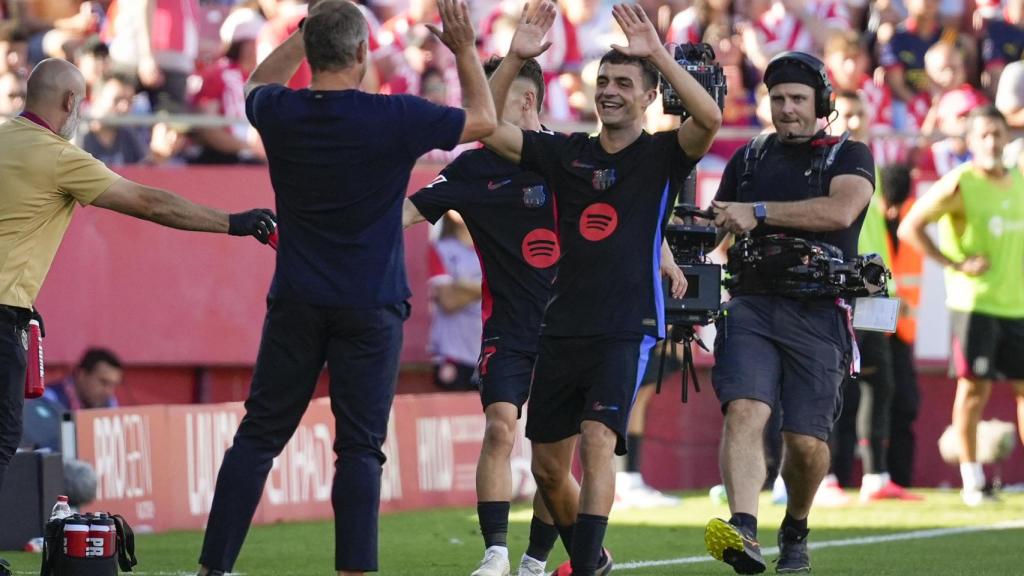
xmin=610 ymin=4 xmax=721 ymax=159
xmin=482 ymin=1 xmax=556 ymax=163
xmin=402 ymin=198 xmax=428 ymax=228
xmin=92 ymin=178 xmax=277 ymax=243
xmin=428 ymin=0 xmax=496 ymax=143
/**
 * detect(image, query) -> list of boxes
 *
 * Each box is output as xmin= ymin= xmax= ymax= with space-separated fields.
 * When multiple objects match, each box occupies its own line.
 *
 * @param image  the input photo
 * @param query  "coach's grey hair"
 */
xmin=303 ymin=0 xmax=369 ymax=73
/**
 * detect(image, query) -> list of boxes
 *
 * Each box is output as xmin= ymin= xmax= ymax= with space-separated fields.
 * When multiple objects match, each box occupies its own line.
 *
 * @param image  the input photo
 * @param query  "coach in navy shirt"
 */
xmin=482 ymin=4 xmax=721 ymax=576
xmin=197 ymin=1 xmax=495 ymax=575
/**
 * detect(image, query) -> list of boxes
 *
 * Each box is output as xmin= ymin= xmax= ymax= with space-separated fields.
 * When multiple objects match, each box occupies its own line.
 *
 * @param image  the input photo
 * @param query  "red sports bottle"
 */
xmin=62 ymin=515 xmax=89 ymax=558
xmin=268 ymin=227 xmax=279 ymax=250
xmin=87 ymin=513 xmax=115 ymax=558
xmin=24 ymin=319 xmax=43 ymax=398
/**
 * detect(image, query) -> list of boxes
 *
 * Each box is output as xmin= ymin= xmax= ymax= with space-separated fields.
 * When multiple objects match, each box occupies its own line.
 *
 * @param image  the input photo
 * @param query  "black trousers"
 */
xmin=887 ymin=336 xmax=920 ymax=486
xmin=199 ymin=297 xmax=408 ymax=573
xmin=0 ymin=306 xmax=29 ymax=496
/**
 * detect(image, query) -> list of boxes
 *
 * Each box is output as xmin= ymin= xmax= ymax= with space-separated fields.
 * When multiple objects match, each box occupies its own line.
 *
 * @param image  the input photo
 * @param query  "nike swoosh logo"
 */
xmin=488 ymin=179 xmax=511 ymax=190
xmin=572 ymin=160 xmax=594 ymax=169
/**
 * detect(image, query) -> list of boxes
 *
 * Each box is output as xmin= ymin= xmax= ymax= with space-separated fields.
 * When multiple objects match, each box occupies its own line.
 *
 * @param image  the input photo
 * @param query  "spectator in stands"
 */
xmin=481 ymin=0 xmax=583 ymax=121
xmin=877 ymin=0 xmax=956 ymax=131
xmin=103 ymin=0 xmax=200 ymax=111
xmin=667 ymin=0 xmax=733 ymax=46
xmin=74 ymin=35 xmax=111 ymax=104
xmin=704 ymin=22 xmax=758 ymax=127
xmin=738 ymin=0 xmax=849 ymax=73
xmin=995 ymin=60 xmax=1024 ymax=129
xmin=0 ymin=71 xmax=25 ymax=121
xmin=189 ymin=6 xmax=265 ymax=164
xmin=33 ymin=1 xmax=102 ymax=62
xmin=899 ymin=105 xmax=1024 ymax=507
xmin=82 ymin=72 xmax=147 ymax=165
xmin=44 ymin=348 xmax=123 ymax=411
xmin=146 ymin=119 xmax=190 ymax=165
xmin=919 ymin=43 xmax=986 ymax=176
xmin=978 ymin=0 xmax=1024 ymax=95
xmin=825 ymin=32 xmax=893 ymax=129
xmin=428 ymin=211 xmax=483 ymax=391
xmin=565 ymin=0 xmax=620 ymax=63
xmin=256 ymin=0 xmax=311 ymax=89
xmin=0 ymin=20 xmax=30 ymax=78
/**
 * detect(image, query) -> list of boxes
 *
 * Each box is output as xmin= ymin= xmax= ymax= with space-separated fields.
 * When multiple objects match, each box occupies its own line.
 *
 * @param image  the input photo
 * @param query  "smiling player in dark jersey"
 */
xmin=478 ymin=4 xmax=722 ymax=575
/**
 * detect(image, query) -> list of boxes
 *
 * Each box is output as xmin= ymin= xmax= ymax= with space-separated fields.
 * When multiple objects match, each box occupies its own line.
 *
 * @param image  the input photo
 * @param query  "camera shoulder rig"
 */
xmin=725 ymin=234 xmax=890 ymax=298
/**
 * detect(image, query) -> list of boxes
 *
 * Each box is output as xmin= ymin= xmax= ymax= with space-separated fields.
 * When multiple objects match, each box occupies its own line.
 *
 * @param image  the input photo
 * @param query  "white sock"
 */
xmin=522 ymin=553 xmax=546 ymax=566
xmin=960 ymin=462 xmax=985 ymax=492
xmin=862 ymin=473 xmax=883 ymax=493
xmin=486 ymin=546 xmax=509 ymax=560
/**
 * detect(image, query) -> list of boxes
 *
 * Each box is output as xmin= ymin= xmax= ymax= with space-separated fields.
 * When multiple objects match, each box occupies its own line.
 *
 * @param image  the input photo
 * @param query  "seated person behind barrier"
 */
xmin=44 ymin=348 xmax=123 ymax=411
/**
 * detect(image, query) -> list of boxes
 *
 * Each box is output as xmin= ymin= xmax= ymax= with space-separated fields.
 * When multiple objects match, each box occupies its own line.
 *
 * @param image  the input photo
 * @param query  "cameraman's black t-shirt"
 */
xmin=409 ymin=148 xmax=558 ymax=353
xmin=715 ymin=134 xmax=875 ymax=259
xmin=520 ymin=130 xmax=698 ymax=338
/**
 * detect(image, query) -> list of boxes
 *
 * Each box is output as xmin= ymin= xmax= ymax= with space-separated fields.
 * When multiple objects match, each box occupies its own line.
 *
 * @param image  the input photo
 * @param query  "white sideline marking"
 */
xmin=615 ymin=519 xmax=1024 ymax=570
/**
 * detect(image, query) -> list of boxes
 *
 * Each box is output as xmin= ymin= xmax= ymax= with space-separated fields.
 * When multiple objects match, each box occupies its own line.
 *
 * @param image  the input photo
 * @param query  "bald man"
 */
xmin=0 ymin=59 xmax=277 ymax=500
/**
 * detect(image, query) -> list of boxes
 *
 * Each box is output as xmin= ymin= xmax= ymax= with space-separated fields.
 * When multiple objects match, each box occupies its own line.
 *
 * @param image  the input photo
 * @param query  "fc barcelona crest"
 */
xmin=592 ymin=168 xmax=616 ymax=191
xmin=523 ymin=185 xmax=547 ymax=208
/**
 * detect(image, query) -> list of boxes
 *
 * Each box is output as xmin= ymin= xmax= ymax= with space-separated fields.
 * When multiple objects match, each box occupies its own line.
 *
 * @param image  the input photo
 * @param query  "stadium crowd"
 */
xmin=0 ymin=0 xmax=1022 ymax=168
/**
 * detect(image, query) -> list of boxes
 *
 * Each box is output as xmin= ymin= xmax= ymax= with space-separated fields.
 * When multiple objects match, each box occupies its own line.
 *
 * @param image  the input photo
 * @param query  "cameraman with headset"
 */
xmin=706 ymin=51 xmax=874 ymax=575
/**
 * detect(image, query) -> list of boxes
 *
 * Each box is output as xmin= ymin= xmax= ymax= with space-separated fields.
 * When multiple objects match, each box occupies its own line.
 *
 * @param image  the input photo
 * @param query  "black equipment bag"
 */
xmin=40 ymin=514 xmax=137 ymax=576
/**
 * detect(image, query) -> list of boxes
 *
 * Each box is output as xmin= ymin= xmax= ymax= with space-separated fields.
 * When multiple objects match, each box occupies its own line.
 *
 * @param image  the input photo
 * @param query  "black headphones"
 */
xmin=764 ymin=51 xmax=834 ymax=119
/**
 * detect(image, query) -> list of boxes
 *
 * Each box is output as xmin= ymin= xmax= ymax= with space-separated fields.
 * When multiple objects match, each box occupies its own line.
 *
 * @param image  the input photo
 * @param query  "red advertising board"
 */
xmin=74 ymin=393 xmax=533 ymax=532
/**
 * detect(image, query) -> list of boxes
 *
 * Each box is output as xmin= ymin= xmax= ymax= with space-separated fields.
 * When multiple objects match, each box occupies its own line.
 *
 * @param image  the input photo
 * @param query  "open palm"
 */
xmin=610 ymin=4 xmax=662 ymax=59
xmin=509 ymin=1 xmax=557 ymax=60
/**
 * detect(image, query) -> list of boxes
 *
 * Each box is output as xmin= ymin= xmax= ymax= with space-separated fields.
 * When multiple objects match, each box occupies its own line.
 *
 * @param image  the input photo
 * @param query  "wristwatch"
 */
xmin=753 ymin=202 xmax=768 ymax=225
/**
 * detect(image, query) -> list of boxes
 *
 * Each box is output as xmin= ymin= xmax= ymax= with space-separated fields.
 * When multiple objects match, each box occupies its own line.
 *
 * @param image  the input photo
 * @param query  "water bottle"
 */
xmin=50 ymin=495 xmax=71 ymax=521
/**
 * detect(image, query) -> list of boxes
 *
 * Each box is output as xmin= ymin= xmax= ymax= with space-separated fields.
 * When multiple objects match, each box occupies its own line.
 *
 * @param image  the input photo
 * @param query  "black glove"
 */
xmin=228 ymin=209 xmax=276 ymax=244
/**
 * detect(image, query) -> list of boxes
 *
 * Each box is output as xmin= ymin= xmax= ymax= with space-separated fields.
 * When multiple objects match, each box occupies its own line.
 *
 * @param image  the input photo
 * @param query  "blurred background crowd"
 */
xmin=1 ymin=0 xmax=1022 ymax=171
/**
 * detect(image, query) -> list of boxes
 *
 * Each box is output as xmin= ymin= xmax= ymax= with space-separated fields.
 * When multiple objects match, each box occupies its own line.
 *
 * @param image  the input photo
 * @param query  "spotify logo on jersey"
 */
xmin=521 ymin=229 xmax=560 ymax=269
xmin=579 ymin=203 xmax=618 ymax=241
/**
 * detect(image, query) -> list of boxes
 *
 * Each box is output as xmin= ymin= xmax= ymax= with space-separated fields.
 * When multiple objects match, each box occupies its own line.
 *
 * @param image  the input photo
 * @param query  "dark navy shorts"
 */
xmin=949 ymin=310 xmax=1024 ymax=380
xmin=478 ymin=340 xmax=536 ymax=416
xmin=526 ymin=334 xmax=657 ymax=455
xmin=712 ymin=295 xmax=852 ymax=441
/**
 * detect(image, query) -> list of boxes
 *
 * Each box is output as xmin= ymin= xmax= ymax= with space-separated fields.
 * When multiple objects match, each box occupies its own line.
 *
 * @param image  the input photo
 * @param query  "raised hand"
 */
xmin=425 ymin=0 xmax=476 ymax=54
xmin=610 ymin=4 xmax=664 ymax=60
xmin=508 ymin=1 xmax=557 ymax=60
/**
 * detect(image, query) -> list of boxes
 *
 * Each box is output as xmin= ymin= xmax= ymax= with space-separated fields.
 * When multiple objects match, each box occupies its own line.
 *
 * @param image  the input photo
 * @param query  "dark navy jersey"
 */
xmin=982 ymin=19 xmax=1024 ymax=67
xmin=879 ymin=23 xmax=945 ymax=93
xmin=410 ymin=147 xmax=559 ymax=353
xmin=715 ymin=135 xmax=876 ymax=259
xmin=520 ymin=130 xmax=697 ymax=339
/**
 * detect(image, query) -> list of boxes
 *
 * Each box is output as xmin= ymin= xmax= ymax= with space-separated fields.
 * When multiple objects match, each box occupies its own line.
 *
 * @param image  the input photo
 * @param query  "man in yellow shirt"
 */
xmin=0 ymin=58 xmax=276 ymax=500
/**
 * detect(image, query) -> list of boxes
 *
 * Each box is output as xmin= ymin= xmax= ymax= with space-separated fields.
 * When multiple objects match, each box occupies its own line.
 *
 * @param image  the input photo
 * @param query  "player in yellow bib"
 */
xmin=899 ymin=105 xmax=1024 ymax=507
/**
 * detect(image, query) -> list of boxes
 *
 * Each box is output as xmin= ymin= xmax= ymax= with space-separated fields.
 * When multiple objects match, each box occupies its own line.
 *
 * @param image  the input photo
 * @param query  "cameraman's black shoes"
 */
xmin=776 ymin=526 xmax=811 ymax=573
xmin=705 ymin=517 xmax=767 ymax=574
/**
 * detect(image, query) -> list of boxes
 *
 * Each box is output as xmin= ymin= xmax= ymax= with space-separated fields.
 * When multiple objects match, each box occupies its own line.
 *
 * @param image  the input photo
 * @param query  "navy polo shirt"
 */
xmin=246 ymin=85 xmax=466 ymax=308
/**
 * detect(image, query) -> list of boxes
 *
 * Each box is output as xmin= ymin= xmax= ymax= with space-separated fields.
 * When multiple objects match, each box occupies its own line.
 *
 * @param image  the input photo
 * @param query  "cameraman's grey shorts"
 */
xmin=712 ymin=295 xmax=853 ymax=441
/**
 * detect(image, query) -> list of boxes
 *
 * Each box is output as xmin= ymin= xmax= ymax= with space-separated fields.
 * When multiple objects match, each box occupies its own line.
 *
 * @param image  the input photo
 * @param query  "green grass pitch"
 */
xmin=4 ymin=489 xmax=1022 ymax=575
